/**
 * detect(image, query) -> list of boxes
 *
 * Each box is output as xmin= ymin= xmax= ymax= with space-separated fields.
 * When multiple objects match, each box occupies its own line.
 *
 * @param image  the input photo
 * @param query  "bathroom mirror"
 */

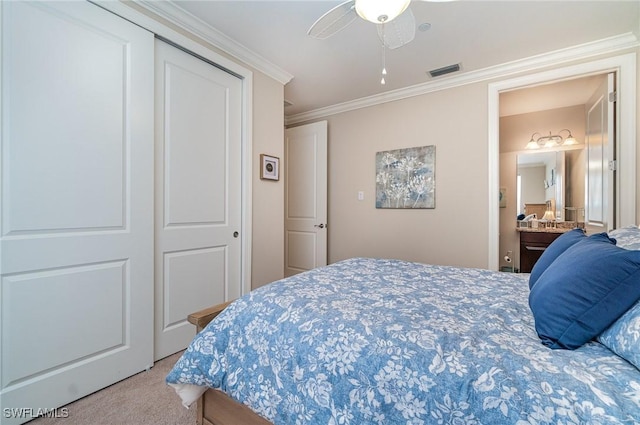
xmin=517 ymin=147 xmax=585 ymax=221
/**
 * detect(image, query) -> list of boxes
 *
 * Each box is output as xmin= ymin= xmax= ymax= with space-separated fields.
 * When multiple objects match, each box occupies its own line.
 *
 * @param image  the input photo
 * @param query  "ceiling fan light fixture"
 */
xmin=355 ymin=0 xmax=411 ymax=24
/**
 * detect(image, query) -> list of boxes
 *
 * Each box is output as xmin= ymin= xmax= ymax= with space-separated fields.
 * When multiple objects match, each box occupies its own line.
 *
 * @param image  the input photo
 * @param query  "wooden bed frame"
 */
xmin=187 ymin=302 xmax=272 ymax=425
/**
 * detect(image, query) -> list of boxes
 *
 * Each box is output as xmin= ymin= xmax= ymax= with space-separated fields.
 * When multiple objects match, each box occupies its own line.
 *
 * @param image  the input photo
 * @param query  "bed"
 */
xmin=167 ymin=226 xmax=640 ymax=424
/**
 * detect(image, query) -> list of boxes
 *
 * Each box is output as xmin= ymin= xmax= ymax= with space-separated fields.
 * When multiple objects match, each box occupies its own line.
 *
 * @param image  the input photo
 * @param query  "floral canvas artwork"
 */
xmin=376 ymin=145 xmax=435 ymax=209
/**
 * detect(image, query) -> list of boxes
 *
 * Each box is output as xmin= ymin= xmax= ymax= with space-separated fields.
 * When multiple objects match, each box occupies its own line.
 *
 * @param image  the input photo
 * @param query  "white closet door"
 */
xmin=154 ymin=40 xmax=243 ymax=360
xmin=0 ymin=2 xmax=154 ymax=423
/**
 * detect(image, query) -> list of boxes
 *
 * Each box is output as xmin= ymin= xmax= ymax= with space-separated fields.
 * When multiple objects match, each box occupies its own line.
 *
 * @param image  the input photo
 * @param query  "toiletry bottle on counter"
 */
xmin=531 ymin=218 xmax=539 ymax=229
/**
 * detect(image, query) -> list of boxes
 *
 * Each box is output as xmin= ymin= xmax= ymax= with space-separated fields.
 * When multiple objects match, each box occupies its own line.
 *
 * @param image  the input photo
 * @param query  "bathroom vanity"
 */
xmin=518 ymin=228 xmax=567 ymax=273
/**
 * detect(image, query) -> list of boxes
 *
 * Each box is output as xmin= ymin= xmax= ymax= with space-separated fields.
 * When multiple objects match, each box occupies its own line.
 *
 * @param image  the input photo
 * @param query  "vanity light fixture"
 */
xmin=355 ymin=0 xmax=411 ymax=24
xmin=525 ymin=129 xmax=578 ymax=150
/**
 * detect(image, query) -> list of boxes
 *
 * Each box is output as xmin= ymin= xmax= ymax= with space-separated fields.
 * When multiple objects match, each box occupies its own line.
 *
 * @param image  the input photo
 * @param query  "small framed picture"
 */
xmin=260 ymin=154 xmax=279 ymax=181
xmin=499 ymin=187 xmax=507 ymax=208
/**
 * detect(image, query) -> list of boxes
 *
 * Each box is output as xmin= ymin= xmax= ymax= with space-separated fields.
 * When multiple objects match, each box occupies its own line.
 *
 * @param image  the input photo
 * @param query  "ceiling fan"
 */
xmin=308 ymin=0 xmax=429 ymax=49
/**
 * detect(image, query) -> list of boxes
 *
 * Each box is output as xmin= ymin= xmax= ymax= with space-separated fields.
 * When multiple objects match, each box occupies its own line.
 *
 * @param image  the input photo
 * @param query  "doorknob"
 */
xmin=314 ymin=223 xmax=326 ymax=229
xmin=233 ymin=231 xmax=239 ymax=238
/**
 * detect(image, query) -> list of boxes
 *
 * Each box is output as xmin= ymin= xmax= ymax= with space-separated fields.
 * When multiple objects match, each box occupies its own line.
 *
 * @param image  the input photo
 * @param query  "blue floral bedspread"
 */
xmin=166 ymin=258 xmax=640 ymax=424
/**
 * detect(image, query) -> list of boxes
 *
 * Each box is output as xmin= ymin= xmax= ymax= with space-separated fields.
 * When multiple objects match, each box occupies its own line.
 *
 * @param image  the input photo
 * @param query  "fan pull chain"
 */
xmin=380 ymin=25 xmax=387 ymax=85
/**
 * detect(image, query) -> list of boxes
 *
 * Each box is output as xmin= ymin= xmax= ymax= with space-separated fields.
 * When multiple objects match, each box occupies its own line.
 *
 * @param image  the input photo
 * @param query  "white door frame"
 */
xmin=99 ymin=2 xmax=254 ymax=295
xmin=488 ymin=53 xmax=637 ymax=270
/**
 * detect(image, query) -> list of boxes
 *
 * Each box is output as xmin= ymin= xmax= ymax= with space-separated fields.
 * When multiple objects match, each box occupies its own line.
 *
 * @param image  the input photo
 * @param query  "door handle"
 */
xmin=314 ymin=223 xmax=326 ymax=229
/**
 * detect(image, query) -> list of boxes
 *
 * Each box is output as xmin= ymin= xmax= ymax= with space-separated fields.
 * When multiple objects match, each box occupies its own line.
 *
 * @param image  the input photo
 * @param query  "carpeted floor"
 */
xmin=29 ymin=351 xmax=196 ymax=425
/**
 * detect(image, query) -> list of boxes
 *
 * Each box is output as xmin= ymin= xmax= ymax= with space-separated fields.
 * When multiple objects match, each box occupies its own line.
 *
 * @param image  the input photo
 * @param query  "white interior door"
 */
xmin=284 ymin=121 xmax=328 ymax=277
xmin=0 ymin=2 xmax=154 ymax=423
xmin=154 ymin=40 xmax=243 ymax=360
xmin=585 ymin=72 xmax=615 ymax=232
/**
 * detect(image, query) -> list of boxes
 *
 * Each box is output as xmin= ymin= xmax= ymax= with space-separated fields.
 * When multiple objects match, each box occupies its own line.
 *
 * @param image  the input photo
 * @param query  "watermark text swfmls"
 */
xmin=3 ymin=407 xmax=69 ymax=419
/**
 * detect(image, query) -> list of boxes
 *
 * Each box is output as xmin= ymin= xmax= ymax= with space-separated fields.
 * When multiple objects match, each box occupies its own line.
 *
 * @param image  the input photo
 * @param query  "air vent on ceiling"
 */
xmin=428 ymin=63 xmax=461 ymax=78
xmin=284 ymin=99 xmax=294 ymax=107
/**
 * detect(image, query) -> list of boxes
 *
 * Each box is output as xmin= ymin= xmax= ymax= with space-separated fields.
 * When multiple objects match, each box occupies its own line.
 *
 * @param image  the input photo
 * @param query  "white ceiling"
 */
xmin=155 ymin=1 xmax=639 ymax=118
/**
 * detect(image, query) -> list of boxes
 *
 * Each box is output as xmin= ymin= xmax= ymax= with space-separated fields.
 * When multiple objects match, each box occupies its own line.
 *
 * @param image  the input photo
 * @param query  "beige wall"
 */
xmin=296 ymin=49 xmax=639 ymax=270
xmin=136 ymin=0 xmax=638 ymax=277
xmin=324 ymin=83 xmax=490 ymax=268
xmin=251 ymin=73 xmax=285 ymax=288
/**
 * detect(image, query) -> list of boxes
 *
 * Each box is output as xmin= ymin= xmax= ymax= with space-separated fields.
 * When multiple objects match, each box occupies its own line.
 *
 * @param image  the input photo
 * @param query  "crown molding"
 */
xmin=136 ymin=0 xmax=293 ymax=85
xmin=285 ymin=32 xmax=639 ymax=126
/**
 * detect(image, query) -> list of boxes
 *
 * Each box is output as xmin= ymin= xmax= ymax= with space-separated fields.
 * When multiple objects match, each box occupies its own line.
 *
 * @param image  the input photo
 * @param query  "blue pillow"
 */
xmin=528 ymin=228 xmax=586 ymax=289
xmin=529 ymin=233 xmax=640 ymax=349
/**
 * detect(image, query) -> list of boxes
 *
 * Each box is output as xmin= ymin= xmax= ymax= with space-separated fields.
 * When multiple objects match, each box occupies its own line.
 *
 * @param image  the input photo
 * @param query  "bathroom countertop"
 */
xmin=516 ymin=226 xmax=581 ymax=233
xmin=516 ymin=227 xmax=572 ymax=233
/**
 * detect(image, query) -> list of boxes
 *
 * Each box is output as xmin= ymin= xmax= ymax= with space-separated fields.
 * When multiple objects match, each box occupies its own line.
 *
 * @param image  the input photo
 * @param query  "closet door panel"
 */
xmin=5 ymin=3 xmax=126 ymax=232
xmin=154 ymin=40 xmax=243 ymax=360
xmin=164 ymin=61 xmax=228 ymax=225
xmin=0 ymin=2 xmax=154 ymax=423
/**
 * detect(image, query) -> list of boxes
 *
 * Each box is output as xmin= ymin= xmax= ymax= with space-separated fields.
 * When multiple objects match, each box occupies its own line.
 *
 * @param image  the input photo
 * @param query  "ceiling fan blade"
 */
xmin=377 ymin=7 xmax=416 ymax=49
xmin=308 ymin=0 xmax=357 ymax=39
